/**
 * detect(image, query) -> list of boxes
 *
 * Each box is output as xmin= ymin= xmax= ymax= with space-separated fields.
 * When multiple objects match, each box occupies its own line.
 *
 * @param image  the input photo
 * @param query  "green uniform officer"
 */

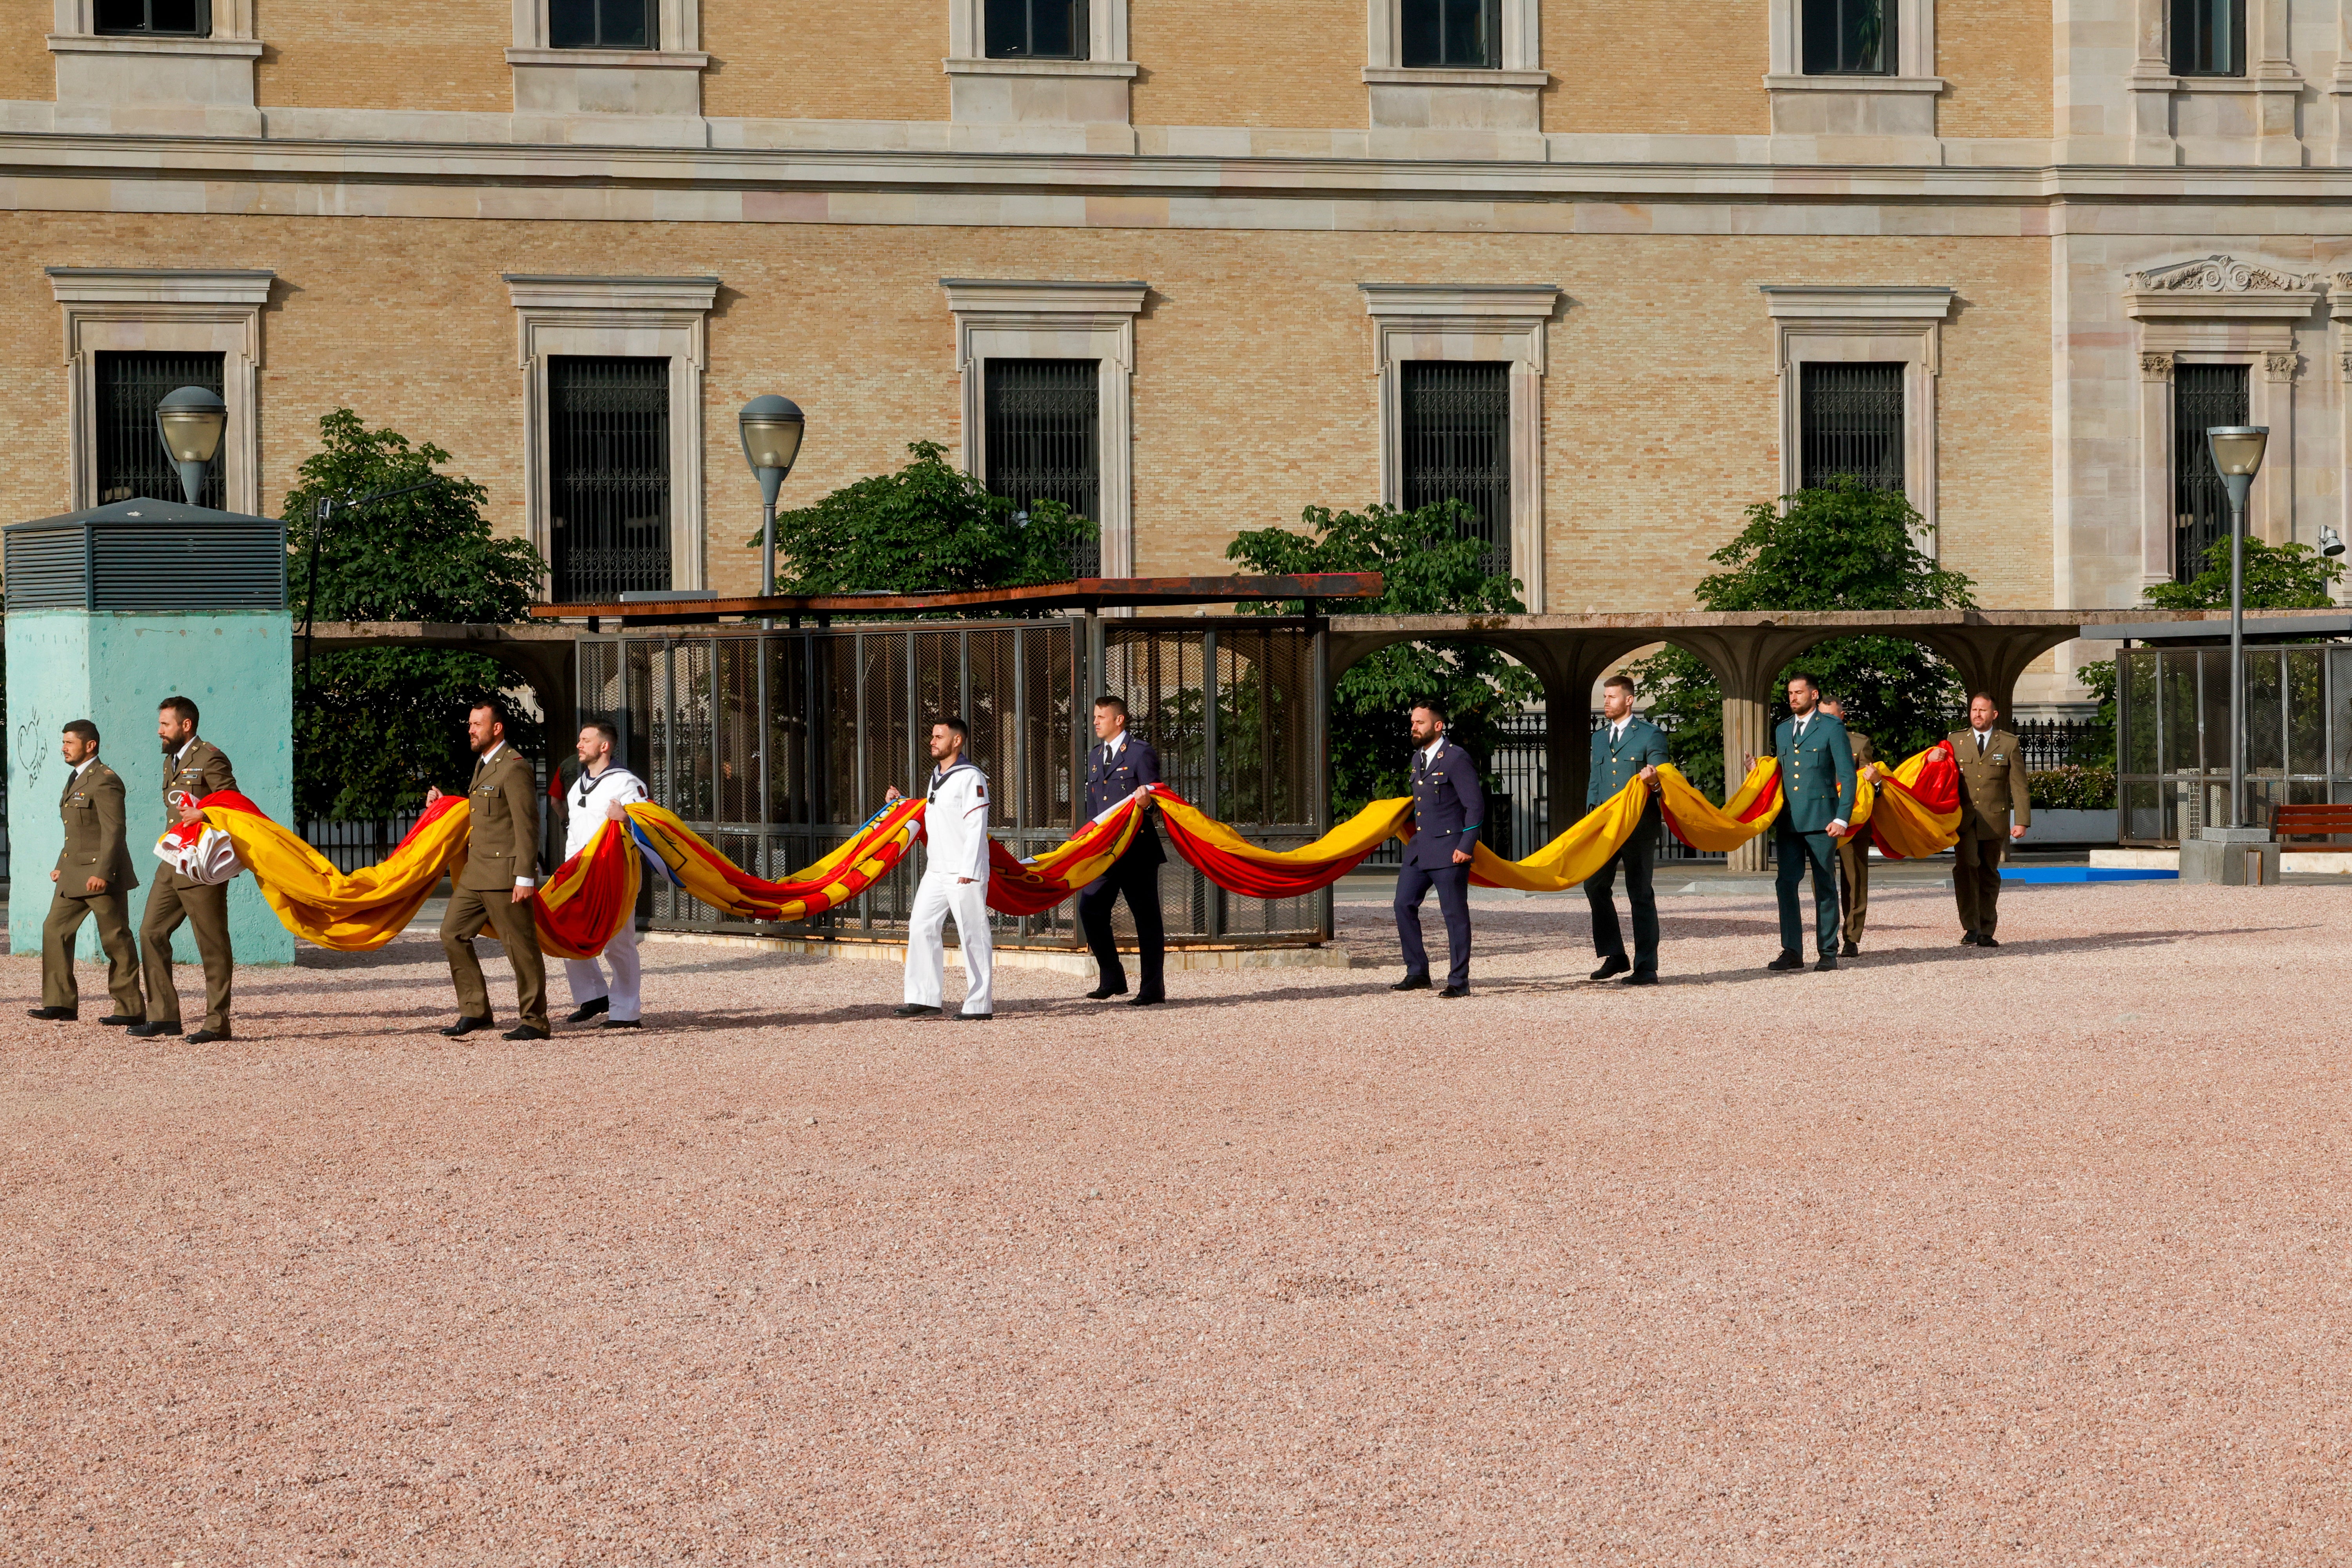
xmin=1766 ymin=672 xmax=1857 ymax=973
xmin=30 ymin=720 xmax=145 ymax=1024
xmin=133 ymin=695 xmax=240 ymax=1041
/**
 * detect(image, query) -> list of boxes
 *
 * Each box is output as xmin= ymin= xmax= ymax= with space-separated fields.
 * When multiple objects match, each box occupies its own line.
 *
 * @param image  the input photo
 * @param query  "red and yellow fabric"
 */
xmin=1842 ymin=739 xmax=1962 ymax=861
xmin=190 ymin=791 xmax=472 ymax=953
xmin=203 ymin=742 xmax=1964 ymax=957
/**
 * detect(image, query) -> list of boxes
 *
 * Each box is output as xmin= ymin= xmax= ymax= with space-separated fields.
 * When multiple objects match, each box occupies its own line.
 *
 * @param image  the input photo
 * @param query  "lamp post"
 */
xmin=739 ymin=395 xmax=806 ymax=620
xmin=155 ymin=385 xmax=227 ymax=507
xmin=2205 ymin=425 xmax=2268 ymax=829
xmin=2322 ymin=523 xmax=2348 ymax=558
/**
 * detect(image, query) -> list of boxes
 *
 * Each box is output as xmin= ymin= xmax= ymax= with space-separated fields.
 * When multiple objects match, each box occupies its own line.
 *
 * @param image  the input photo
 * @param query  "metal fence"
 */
xmin=297 ymin=810 xmax=424 ymax=875
xmin=574 ymin=615 xmax=1330 ymax=946
xmin=2117 ymin=642 xmax=2352 ymax=844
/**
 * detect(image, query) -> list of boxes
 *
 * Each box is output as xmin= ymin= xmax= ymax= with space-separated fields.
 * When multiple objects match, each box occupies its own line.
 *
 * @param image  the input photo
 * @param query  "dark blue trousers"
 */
xmin=1395 ymin=860 xmax=1472 ymax=989
xmin=1775 ymin=822 xmax=1840 ymax=958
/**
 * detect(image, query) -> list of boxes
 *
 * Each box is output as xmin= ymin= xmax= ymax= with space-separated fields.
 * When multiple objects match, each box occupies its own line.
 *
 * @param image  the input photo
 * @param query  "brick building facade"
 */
xmin=7 ymin=0 xmax=2351 ymax=706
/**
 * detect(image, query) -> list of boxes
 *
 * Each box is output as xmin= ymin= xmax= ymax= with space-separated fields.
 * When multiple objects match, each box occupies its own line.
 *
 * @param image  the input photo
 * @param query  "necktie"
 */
xmin=1977 ymin=734 xmax=1986 ymax=756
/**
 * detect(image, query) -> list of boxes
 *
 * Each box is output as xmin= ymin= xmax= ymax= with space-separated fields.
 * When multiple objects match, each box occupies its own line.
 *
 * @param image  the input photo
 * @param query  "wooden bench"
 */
xmin=2272 ymin=803 xmax=2352 ymax=852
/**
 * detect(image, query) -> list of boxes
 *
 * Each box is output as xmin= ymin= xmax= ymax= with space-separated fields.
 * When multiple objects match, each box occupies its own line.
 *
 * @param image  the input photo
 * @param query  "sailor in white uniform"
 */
xmin=561 ymin=720 xmax=652 ymax=1029
xmin=889 ymin=715 xmax=994 ymax=1020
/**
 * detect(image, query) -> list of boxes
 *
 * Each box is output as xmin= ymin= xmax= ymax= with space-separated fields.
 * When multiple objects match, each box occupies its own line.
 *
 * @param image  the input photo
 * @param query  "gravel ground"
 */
xmin=2 ymin=876 xmax=2347 ymax=1565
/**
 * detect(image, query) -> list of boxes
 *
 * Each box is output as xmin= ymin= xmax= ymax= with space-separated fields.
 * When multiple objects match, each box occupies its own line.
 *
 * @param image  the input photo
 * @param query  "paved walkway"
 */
xmin=2 ymin=877 xmax=2344 ymax=1563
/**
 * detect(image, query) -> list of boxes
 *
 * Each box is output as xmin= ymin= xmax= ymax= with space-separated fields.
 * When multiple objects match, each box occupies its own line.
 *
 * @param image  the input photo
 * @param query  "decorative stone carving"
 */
xmin=2126 ymin=255 xmax=2322 ymax=295
xmin=2140 ymin=351 xmax=2175 ymax=380
xmin=2263 ymin=350 xmax=2301 ymax=381
xmin=2339 ymin=350 xmax=2352 ymax=381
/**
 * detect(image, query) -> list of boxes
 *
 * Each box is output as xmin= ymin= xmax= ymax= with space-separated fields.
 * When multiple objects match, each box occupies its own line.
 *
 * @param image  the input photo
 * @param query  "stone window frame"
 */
xmin=2126 ymin=0 xmax=2301 ymax=166
xmin=47 ymin=266 xmax=273 ymax=516
xmin=942 ymin=279 xmax=1145 ymax=579
xmin=1759 ymin=285 xmax=1953 ymax=552
xmin=506 ymin=274 xmax=719 ymax=598
xmin=506 ymin=0 xmax=710 ymax=120
xmin=2124 ymin=256 xmax=2318 ymax=582
xmin=47 ymin=0 xmax=261 ymax=127
xmin=1359 ymin=283 xmax=1560 ymax=612
xmin=1761 ymin=0 xmax=1940 ymax=143
xmin=944 ymin=0 xmax=1137 ymax=125
xmin=1362 ymin=0 xmax=1546 ymax=130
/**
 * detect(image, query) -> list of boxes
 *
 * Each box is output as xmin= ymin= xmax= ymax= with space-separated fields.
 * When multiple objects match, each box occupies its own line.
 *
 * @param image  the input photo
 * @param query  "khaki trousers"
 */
xmin=42 ymin=887 xmax=142 ymax=1015
xmin=1836 ymin=835 xmax=1870 ymax=946
xmin=141 ymin=878 xmax=234 ymax=1033
xmin=440 ymin=885 xmax=549 ymax=1031
xmin=1954 ymin=832 xmax=2007 ymax=938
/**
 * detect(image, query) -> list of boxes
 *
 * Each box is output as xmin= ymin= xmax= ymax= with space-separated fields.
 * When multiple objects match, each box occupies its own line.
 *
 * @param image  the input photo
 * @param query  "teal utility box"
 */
xmin=6 ymin=498 xmax=295 ymax=965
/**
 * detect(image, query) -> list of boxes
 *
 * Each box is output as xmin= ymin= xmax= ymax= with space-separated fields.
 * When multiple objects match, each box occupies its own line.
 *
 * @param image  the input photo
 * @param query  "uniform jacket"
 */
xmin=1084 ymin=732 xmax=1164 ymax=873
xmin=1774 ymin=713 xmax=1857 ymax=835
xmin=1846 ymin=729 xmax=1878 ymax=769
xmin=58 ymin=759 xmax=137 ymax=897
xmin=459 ymin=743 xmax=541 ymax=892
xmin=563 ymin=764 xmax=650 ymax=862
xmin=1403 ymin=738 xmax=1485 ymax=871
xmin=922 ymin=759 xmax=992 ymax=884
xmin=1588 ymin=716 xmax=1672 ymax=811
xmin=160 ymin=737 xmax=238 ymax=891
xmin=1948 ymin=728 xmax=2031 ymax=838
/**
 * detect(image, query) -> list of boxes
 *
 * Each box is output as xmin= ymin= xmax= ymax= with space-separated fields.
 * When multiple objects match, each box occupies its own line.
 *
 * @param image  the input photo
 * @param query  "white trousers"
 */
xmin=563 ymin=917 xmax=641 ymax=1022
xmin=904 ymin=871 xmax=994 ymax=1016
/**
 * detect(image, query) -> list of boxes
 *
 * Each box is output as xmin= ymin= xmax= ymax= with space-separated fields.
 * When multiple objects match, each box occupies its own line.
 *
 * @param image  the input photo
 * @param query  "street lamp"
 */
xmin=2322 ymin=523 xmax=2348 ymax=558
xmin=739 ymin=395 xmax=806 ymax=610
xmin=155 ymin=385 xmax=227 ymax=507
xmin=2206 ymin=425 xmax=2268 ymax=828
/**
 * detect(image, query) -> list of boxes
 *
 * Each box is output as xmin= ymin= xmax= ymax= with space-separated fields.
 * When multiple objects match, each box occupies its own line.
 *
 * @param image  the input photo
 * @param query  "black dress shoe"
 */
xmin=503 ymin=1025 xmax=551 ymax=1041
xmin=1842 ymin=941 xmax=1862 ymax=957
xmin=99 ymin=1014 xmax=145 ymax=1027
xmin=1438 ymin=984 xmax=1470 ymax=999
xmin=1083 ymin=984 xmax=1128 ymax=1000
xmin=129 ymin=1020 xmax=183 ymax=1037
xmin=440 ymin=1014 xmax=495 ymax=1037
xmin=26 ymin=1007 xmax=76 ymax=1022
xmin=1623 ymin=971 xmax=1659 ymax=987
xmin=956 ymin=1011 xmax=994 ymax=1022
xmin=187 ymin=1028 xmax=231 ymax=1045
xmin=566 ymin=997 xmax=610 ymax=1023
xmin=892 ymin=1004 xmax=942 ymax=1018
xmin=1127 ymin=993 xmax=1165 ymax=1006
xmin=1976 ymin=935 xmax=2000 ymax=949
xmin=1815 ymin=954 xmax=1839 ymax=972
xmin=1960 ymin=931 xmax=1982 ymax=946
xmin=1767 ymin=950 xmax=1805 ymax=971
xmin=600 ymin=1018 xmax=642 ymax=1030
xmin=1590 ymin=955 xmax=1631 ymax=981
xmin=1391 ymin=974 xmax=1433 ymax=992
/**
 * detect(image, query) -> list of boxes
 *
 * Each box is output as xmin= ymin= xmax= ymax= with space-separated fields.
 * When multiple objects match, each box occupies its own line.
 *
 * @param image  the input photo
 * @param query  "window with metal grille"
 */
xmin=1401 ymin=0 xmax=1500 ymax=68
xmin=985 ymin=0 xmax=1088 ymax=58
xmin=94 ymin=351 xmax=225 ymax=509
xmin=1798 ymin=363 xmax=1905 ymax=491
xmin=93 ymin=0 xmax=208 ymax=35
xmin=549 ymin=356 xmax=671 ymax=603
xmin=549 ymin=0 xmax=655 ymax=49
xmin=1400 ymin=361 xmax=1511 ymax=579
xmin=985 ymin=359 xmax=1101 ymax=577
xmin=1802 ymin=0 xmax=1895 ymax=73
xmin=2170 ymin=0 xmax=2243 ymax=74
xmin=2172 ymin=362 xmax=2250 ymax=584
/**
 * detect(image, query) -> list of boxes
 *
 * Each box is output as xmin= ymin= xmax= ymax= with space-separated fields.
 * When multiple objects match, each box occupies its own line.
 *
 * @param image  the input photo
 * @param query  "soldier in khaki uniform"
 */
xmin=1948 ymin=691 xmax=2031 ymax=948
xmin=426 ymin=701 xmax=551 ymax=1039
xmin=29 ymin=720 xmax=144 ymax=1024
xmin=132 ymin=696 xmax=240 ymax=1041
xmin=1820 ymin=695 xmax=1877 ymax=957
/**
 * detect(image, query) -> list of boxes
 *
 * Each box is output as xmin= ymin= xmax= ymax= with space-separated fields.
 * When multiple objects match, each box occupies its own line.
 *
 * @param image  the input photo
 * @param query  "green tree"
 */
xmin=2142 ymin=536 xmax=2345 ymax=610
xmin=1227 ymin=500 xmax=1540 ymax=814
xmin=757 ymin=440 xmax=1095 ymax=596
xmin=286 ymin=409 xmax=548 ymax=821
xmin=1628 ymin=479 xmax=1978 ymax=795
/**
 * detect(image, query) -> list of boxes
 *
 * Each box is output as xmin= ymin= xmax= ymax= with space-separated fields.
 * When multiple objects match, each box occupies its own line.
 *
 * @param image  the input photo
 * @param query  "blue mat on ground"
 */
xmin=2000 ymin=866 xmax=2178 ymax=883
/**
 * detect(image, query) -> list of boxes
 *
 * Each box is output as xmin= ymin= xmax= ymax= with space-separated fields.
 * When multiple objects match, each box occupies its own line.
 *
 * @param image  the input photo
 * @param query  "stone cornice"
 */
xmin=14 ymin=130 xmax=2352 ymax=211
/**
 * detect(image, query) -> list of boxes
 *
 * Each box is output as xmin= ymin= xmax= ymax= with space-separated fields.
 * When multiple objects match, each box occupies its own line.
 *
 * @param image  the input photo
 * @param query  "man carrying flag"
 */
xmin=889 ymin=716 xmax=995 ymax=1021
xmin=560 ymin=721 xmax=652 ymax=1029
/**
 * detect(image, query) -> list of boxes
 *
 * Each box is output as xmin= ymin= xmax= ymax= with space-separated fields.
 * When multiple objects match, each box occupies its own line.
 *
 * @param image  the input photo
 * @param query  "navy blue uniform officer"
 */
xmin=1393 ymin=698 xmax=1484 ymax=999
xmin=1076 ymin=693 xmax=1167 ymax=1005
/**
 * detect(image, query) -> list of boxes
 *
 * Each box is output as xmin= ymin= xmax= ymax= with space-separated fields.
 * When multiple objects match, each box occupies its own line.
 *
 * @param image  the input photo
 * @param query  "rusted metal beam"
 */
xmin=525 ymin=573 xmax=1385 ymax=623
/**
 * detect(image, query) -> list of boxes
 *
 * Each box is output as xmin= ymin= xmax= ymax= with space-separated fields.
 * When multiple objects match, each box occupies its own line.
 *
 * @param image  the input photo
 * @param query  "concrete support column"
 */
xmin=1720 ymin=693 xmax=1775 ymax=873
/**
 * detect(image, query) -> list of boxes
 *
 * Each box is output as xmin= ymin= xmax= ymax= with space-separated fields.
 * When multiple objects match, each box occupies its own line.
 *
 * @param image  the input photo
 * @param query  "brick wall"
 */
xmin=703 ymin=0 xmax=946 ymax=123
xmin=1543 ymin=0 xmax=1769 ymax=138
xmin=1129 ymin=0 xmax=1367 ymax=131
xmin=254 ymin=0 xmax=512 ymax=113
xmin=1939 ymin=0 xmax=2054 ymax=140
